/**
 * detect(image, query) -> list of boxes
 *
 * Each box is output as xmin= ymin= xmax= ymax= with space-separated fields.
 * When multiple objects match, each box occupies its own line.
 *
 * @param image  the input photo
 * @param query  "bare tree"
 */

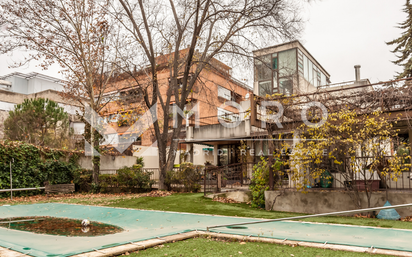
xmin=0 ymin=0 xmax=120 ymax=184
xmin=113 ymin=0 xmax=304 ymax=189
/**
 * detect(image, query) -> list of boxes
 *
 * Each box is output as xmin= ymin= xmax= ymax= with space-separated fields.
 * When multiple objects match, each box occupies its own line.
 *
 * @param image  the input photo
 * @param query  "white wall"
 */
xmin=0 ymin=101 xmax=16 ymax=111
xmin=192 ymin=144 xmax=214 ymax=165
xmin=70 ymin=122 xmax=85 ymax=135
xmin=58 ymin=103 xmax=81 ymax=115
xmin=28 ymin=77 xmax=64 ymax=94
xmin=7 ymin=77 xmax=28 ymax=94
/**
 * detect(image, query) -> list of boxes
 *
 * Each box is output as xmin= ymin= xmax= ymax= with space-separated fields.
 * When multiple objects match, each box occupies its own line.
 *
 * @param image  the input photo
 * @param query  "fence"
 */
xmin=203 ymin=162 xmax=254 ymax=195
xmin=275 ymin=156 xmax=412 ymax=191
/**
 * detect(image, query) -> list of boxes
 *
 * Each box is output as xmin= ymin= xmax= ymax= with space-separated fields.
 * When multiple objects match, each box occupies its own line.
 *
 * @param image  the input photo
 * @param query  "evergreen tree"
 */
xmin=4 ymin=98 xmax=71 ymax=148
xmin=388 ymin=0 xmax=412 ymax=78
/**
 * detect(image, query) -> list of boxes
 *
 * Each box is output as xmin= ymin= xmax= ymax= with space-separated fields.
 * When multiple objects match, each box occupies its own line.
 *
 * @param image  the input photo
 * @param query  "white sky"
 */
xmin=301 ymin=0 xmax=406 ymax=83
xmin=0 ymin=0 xmax=407 ymax=84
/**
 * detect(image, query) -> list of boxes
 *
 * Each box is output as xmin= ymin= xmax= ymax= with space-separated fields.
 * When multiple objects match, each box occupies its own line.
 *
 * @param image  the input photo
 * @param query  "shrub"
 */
xmin=116 ymin=164 xmax=154 ymax=190
xmin=99 ymin=174 xmax=118 ymax=193
xmin=166 ymin=163 xmax=202 ymax=192
xmin=249 ymin=157 xmax=282 ymax=208
xmin=0 ymin=141 xmax=81 ymax=197
xmin=73 ymin=169 xmax=92 ymax=192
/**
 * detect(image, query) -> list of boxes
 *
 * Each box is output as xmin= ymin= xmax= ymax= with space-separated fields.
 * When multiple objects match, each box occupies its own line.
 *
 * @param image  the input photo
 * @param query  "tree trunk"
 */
xmin=92 ymin=129 xmax=100 ymax=185
xmin=90 ymin=122 xmax=99 ymax=185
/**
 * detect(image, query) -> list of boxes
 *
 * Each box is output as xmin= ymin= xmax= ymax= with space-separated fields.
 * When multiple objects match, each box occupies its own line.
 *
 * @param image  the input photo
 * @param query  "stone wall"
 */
xmin=265 ymin=190 xmax=412 ymax=218
xmin=79 ymin=156 xmax=137 ymax=174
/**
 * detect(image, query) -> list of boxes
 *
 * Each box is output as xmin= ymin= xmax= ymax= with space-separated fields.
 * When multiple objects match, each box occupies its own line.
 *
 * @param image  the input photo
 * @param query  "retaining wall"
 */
xmin=265 ymin=190 xmax=412 ymax=218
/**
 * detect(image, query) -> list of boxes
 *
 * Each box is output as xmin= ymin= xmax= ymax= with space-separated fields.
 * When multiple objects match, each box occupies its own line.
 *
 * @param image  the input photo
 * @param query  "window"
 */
xmin=278 ymin=49 xmax=296 ymax=77
xmin=259 ymin=81 xmax=271 ymax=96
xmin=256 ymin=49 xmax=298 ymax=97
xmin=169 ymin=77 xmax=190 ymax=89
xmin=321 ymin=72 xmax=327 ymax=86
xmin=217 ymin=108 xmax=239 ymax=122
xmin=101 ymin=92 xmax=119 ymax=103
xmin=272 ymin=71 xmax=278 ymax=93
xmin=279 ymin=78 xmax=293 ymax=96
xmin=218 ymin=86 xmax=232 ymax=101
xmin=298 ymin=50 xmax=304 ymax=76
xmin=272 ymin=57 xmax=278 ymax=70
xmin=120 ymin=88 xmax=140 ymax=102
xmin=316 ymin=70 xmax=321 ymax=87
xmin=303 ymin=54 xmax=309 ymax=81
xmin=255 ymin=55 xmax=272 ymax=81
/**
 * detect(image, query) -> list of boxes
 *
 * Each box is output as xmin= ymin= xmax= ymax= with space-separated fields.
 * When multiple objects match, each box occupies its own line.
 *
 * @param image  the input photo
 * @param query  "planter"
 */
xmin=353 ymin=180 xmax=380 ymax=191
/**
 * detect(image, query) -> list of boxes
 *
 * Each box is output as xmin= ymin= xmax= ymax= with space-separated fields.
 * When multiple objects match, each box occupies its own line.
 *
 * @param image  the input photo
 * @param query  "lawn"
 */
xmin=128 ymin=237 xmax=388 ymax=257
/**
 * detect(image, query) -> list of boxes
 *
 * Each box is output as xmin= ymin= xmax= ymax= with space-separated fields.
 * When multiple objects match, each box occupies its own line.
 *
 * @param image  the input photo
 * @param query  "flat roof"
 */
xmin=0 ymin=72 xmax=64 ymax=84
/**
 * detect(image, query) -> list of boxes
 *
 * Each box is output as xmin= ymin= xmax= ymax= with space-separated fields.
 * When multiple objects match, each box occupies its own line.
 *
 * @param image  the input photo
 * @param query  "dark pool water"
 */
xmin=0 ymin=216 xmax=123 ymax=236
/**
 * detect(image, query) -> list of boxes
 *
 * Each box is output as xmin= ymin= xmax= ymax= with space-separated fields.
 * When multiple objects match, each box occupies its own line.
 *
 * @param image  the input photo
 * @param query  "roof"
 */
xmin=0 ymin=72 xmax=64 ymax=84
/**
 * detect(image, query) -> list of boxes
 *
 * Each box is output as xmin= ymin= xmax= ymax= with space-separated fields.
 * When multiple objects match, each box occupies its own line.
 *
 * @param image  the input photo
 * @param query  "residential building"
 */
xmin=0 ymin=72 xmax=84 ymax=139
xmin=188 ymin=41 xmax=338 ymax=167
xmin=98 ymin=52 xmax=253 ymax=168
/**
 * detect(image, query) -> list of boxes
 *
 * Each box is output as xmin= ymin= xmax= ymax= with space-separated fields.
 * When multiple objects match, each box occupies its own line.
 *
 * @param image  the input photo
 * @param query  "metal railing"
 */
xmin=204 ymin=162 xmax=254 ymax=195
xmin=275 ymin=156 xmax=412 ymax=191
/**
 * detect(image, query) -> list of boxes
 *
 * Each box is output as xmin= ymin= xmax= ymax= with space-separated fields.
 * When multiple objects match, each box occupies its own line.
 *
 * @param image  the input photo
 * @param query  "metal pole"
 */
xmin=9 ymin=159 xmax=13 ymax=201
xmin=0 ymin=187 xmax=45 ymax=192
xmin=206 ymin=202 xmax=412 ymax=231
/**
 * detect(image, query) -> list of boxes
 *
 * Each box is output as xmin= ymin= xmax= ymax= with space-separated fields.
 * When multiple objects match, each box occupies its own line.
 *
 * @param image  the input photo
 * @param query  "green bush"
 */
xmin=97 ymin=164 xmax=154 ymax=192
xmin=249 ymin=157 xmax=282 ymax=208
xmin=166 ymin=163 xmax=202 ymax=192
xmin=0 ymin=141 xmax=81 ymax=197
xmin=72 ymin=169 xmax=92 ymax=192
xmin=98 ymin=174 xmax=118 ymax=193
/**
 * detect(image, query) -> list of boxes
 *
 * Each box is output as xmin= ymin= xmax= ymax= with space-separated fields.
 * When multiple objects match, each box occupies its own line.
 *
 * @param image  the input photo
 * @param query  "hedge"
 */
xmin=0 ymin=141 xmax=81 ymax=197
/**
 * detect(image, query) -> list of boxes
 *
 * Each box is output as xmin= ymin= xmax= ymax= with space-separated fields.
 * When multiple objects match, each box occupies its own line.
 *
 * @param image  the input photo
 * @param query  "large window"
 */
xmin=278 ymin=49 xmax=296 ymax=78
xmin=298 ymin=49 xmax=328 ymax=87
xmin=256 ymin=48 xmax=329 ymax=96
xmin=256 ymin=49 xmax=296 ymax=97
xmin=218 ymin=86 xmax=232 ymax=101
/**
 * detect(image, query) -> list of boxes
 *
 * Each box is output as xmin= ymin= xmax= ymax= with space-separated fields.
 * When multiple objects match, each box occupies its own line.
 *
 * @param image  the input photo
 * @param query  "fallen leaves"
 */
xmin=212 ymin=197 xmax=239 ymax=204
xmin=401 ymin=215 xmax=412 ymax=222
xmin=144 ymin=191 xmax=174 ymax=197
xmin=0 ymin=191 xmax=172 ymax=206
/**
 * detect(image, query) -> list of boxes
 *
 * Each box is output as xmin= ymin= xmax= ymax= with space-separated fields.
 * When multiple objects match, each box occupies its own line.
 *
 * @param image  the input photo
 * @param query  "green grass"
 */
xmin=107 ymin=193 xmax=412 ymax=230
xmin=129 ymin=237 xmax=388 ymax=257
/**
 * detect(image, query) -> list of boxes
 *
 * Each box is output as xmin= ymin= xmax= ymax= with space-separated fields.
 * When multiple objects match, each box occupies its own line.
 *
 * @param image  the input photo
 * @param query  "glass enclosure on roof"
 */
xmin=255 ymin=47 xmax=328 ymax=97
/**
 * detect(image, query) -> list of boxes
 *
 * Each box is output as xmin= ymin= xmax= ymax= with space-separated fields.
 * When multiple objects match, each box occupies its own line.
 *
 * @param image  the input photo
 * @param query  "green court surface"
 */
xmin=0 ymin=203 xmax=412 ymax=256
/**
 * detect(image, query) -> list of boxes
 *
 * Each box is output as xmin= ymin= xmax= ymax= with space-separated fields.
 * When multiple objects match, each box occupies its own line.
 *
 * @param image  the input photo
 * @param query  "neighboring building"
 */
xmin=0 ymin=72 xmax=84 ymax=139
xmin=98 ymin=52 xmax=253 ymax=168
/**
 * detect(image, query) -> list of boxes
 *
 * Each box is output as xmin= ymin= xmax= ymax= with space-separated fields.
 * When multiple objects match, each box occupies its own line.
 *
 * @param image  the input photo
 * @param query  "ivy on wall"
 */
xmin=0 ymin=141 xmax=82 ymax=196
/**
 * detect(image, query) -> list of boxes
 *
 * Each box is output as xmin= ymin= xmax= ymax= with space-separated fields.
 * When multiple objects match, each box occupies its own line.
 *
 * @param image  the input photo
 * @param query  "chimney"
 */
xmin=354 ymin=65 xmax=361 ymax=82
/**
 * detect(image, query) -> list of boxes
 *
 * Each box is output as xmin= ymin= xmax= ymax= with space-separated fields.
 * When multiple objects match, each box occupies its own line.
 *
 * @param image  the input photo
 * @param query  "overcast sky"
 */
xmin=301 ymin=0 xmax=406 ymax=83
xmin=0 ymin=0 xmax=407 ymax=84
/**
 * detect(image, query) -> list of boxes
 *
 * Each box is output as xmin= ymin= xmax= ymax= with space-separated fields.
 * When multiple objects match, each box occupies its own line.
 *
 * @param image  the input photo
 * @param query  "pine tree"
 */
xmin=4 ymin=98 xmax=70 ymax=148
xmin=387 ymin=0 xmax=412 ymax=78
